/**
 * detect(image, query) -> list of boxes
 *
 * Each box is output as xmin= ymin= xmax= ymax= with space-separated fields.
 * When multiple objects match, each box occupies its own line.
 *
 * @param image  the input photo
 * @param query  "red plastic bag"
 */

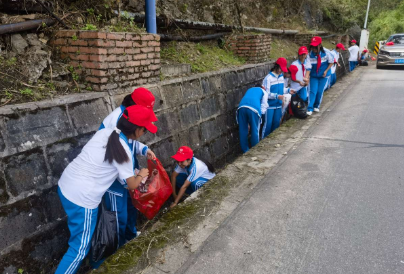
xmin=130 ymin=158 xmax=172 ymax=220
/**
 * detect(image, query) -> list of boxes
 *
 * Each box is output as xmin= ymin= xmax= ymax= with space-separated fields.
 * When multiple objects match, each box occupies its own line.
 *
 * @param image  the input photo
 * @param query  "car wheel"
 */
xmin=376 ymin=62 xmax=383 ymax=69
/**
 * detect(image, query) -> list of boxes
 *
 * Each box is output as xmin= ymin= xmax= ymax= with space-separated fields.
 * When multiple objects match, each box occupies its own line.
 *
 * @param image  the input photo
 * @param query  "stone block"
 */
xmin=0 ymin=167 xmax=9 ymax=204
xmin=221 ymin=72 xmax=238 ymax=90
xmin=179 ymin=103 xmax=200 ymax=129
xmin=199 ymin=96 xmax=219 ymax=119
xmin=0 ymin=196 xmax=47 ymax=251
xmin=200 ymin=119 xmax=220 ymax=143
xmin=245 ymin=68 xmax=258 ymax=82
xmin=46 ymin=134 xmax=92 ymax=182
xmin=236 ymin=70 xmax=247 ymax=86
xmin=0 ymin=131 xmax=5 ymax=153
xmin=150 ymin=138 xmax=178 ymax=168
xmin=194 ymin=145 xmax=213 ymax=164
xmin=155 ymin=111 xmax=181 ymax=139
xmin=68 ymin=98 xmax=109 ymax=134
xmin=225 ymin=90 xmax=238 ymax=111
xmin=176 ymin=126 xmax=201 ymax=149
xmin=226 ymin=111 xmax=238 ymax=130
xmin=210 ymin=136 xmax=228 ymax=157
xmin=4 ymin=107 xmax=73 ymax=152
xmin=182 ymin=79 xmax=203 ymax=102
xmin=4 ymin=148 xmax=49 ymax=197
xmin=161 ymin=83 xmax=183 ymax=108
xmin=215 ymin=114 xmax=229 ymax=135
xmin=227 ymin=129 xmax=240 ymax=149
xmin=41 ymin=187 xmax=65 ymax=221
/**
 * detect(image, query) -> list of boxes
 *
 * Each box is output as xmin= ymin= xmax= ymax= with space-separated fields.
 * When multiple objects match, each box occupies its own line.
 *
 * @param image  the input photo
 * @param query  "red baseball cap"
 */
xmin=122 ymin=105 xmax=158 ymax=134
xmin=336 ymin=43 xmax=346 ymax=50
xmin=275 ymin=57 xmax=288 ymax=73
xmin=131 ymin=87 xmax=157 ymax=122
xmin=288 ymin=65 xmax=298 ymax=81
xmin=363 ymin=49 xmax=368 ymax=53
xmin=298 ymin=46 xmax=308 ymax=55
xmin=350 ymin=40 xmax=357 ymax=44
xmin=172 ymin=146 xmax=193 ymax=162
xmin=386 ymin=42 xmax=395 ymax=46
xmin=310 ymin=36 xmax=322 ymax=47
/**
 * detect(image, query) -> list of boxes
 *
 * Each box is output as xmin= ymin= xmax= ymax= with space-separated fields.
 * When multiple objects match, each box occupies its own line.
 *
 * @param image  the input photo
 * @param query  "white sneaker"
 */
xmin=314 ymin=108 xmax=320 ymax=112
xmin=307 ymin=111 xmax=313 ymax=116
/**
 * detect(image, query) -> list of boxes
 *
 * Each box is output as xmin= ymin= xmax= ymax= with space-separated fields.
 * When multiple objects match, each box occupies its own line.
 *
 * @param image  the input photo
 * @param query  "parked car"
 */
xmin=377 ymin=34 xmax=404 ymax=69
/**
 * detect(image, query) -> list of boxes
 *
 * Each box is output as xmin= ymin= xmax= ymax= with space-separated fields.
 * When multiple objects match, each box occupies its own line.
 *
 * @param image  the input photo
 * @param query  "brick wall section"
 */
xmin=226 ymin=34 xmax=271 ymax=63
xmin=50 ymin=30 xmax=161 ymax=93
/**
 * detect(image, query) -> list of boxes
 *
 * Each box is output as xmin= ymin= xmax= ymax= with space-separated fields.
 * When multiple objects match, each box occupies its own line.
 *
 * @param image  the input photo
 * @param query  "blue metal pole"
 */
xmin=145 ymin=0 xmax=157 ymax=34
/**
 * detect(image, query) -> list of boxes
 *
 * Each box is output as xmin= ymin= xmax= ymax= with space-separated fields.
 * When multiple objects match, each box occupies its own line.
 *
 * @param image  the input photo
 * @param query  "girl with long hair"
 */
xmin=56 ymin=105 xmax=157 ymax=274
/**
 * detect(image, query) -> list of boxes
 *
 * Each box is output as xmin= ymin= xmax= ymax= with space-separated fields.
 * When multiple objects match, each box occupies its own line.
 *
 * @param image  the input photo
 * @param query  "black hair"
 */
xmin=254 ymin=83 xmax=263 ymax=88
xmin=195 ymin=157 xmax=215 ymax=173
xmin=271 ymin=63 xmax=281 ymax=72
xmin=104 ymin=109 xmax=145 ymax=164
xmin=309 ymin=45 xmax=325 ymax=54
xmin=121 ymin=94 xmax=136 ymax=108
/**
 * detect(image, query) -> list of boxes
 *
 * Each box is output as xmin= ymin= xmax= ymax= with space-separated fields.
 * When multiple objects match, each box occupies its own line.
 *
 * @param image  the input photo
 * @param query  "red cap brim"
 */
xmin=150 ymin=111 xmax=158 ymax=122
xmin=310 ymin=41 xmax=321 ymax=47
xmin=171 ymin=154 xmax=187 ymax=162
xmin=280 ymin=65 xmax=288 ymax=73
xmin=145 ymin=123 xmax=158 ymax=134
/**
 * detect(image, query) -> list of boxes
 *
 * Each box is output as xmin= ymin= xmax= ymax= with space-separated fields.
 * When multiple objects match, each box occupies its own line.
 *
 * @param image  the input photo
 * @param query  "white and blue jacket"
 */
xmin=236 ymin=87 xmax=269 ymax=123
xmin=309 ymin=48 xmax=334 ymax=78
xmin=262 ymin=72 xmax=290 ymax=109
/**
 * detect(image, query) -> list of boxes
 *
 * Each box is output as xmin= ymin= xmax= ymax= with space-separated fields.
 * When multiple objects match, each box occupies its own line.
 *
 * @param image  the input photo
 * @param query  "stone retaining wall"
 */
xmin=226 ymin=34 xmax=271 ymax=63
xmin=50 ymin=30 xmax=161 ymax=93
xmin=0 ymin=61 xmax=273 ymax=273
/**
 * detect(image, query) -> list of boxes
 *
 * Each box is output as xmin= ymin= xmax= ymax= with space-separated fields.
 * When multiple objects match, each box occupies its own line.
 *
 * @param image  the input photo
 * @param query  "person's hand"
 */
xmin=338 ymin=63 xmax=341 ymax=67
xmin=172 ymin=192 xmax=177 ymax=199
xmin=138 ymin=168 xmax=149 ymax=178
xmin=278 ymin=95 xmax=284 ymax=100
xmin=322 ymin=72 xmax=327 ymax=78
xmin=290 ymin=89 xmax=296 ymax=95
xmin=303 ymin=78 xmax=309 ymax=83
xmin=147 ymin=149 xmax=156 ymax=160
xmin=170 ymin=202 xmax=177 ymax=209
xmin=299 ymin=81 xmax=306 ymax=86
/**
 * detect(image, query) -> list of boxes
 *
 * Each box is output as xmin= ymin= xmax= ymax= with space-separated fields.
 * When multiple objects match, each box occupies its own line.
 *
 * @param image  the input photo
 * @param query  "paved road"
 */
xmin=177 ymin=66 xmax=404 ymax=274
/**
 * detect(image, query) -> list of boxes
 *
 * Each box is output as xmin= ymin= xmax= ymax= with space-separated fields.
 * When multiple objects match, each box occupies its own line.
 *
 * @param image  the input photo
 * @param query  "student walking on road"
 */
xmin=348 ymin=40 xmax=360 ymax=71
xmin=307 ymin=36 xmax=334 ymax=116
xmin=56 ymin=105 xmax=158 ymax=274
xmin=330 ymin=43 xmax=345 ymax=87
xmin=237 ymin=85 xmax=269 ymax=153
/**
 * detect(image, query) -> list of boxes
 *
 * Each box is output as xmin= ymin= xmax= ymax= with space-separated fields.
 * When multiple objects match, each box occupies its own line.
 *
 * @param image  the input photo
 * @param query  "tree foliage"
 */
xmin=368 ymin=0 xmax=404 ymax=44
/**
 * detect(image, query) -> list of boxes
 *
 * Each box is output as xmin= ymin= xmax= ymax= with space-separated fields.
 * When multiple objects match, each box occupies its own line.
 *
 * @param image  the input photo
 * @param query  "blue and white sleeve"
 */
xmin=133 ymin=141 xmax=148 ymax=156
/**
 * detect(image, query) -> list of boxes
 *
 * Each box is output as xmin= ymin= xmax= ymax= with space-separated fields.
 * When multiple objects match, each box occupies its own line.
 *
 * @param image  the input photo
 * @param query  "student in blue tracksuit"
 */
xmin=237 ymin=85 xmax=269 ymax=153
xmin=56 ymin=105 xmax=158 ymax=274
xmin=97 ymin=87 xmax=157 ymax=252
xmin=307 ymin=36 xmax=334 ymax=116
xmin=330 ymin=43 xmax=345 ymax=87
xmin=262 ymin=57 xmax=294 ymax=138
xmin=170 ymin=146 xmax=216 ymax=208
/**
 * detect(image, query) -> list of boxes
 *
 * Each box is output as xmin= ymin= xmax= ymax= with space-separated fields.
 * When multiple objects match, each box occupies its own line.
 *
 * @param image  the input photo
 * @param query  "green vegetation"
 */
xmin=368 ymin=1 xmax=404 ymax=44
xmin=19 ymin=88 xmax=34 ymax=96
xmin=161 ymin=41 xmax=246 ymax=73
xmin=81 ymin=24 xmax=98 ymax=31
xmin=270 ymin=38 xmax=300 ymax=60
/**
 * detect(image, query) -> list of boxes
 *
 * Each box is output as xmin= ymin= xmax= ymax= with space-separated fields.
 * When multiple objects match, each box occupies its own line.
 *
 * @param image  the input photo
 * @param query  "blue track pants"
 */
xmin=349 ymin=61 xmax=358 ymax=71
xmin=262 ymin=107 xmax=282 ymax=139
xmin=308 ymin=77 xmax=328 ymax=112
xmin=176 ymin=173 xmax=209 ymax=195
xmin=56 ymin=187 xmax=98 ymax=274
xmin=237 ymin=107 xmax=261 ymax=153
